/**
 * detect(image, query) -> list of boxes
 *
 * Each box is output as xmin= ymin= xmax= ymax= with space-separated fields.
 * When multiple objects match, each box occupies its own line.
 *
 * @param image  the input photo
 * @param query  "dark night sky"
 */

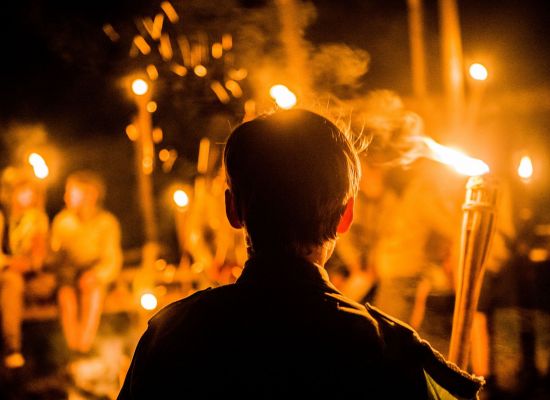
xmin=1 ymin=0 xmax=549 ymax=164
xmin=1 ymin=0 xmax=549 ymax=249
xmin=1 ymin=0 xmax=548 ymax=137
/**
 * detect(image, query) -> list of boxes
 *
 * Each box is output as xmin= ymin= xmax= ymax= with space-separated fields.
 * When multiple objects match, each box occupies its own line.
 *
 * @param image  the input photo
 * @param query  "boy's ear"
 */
xmin=225 ymin=189 xmax=243 ymax=229
xmin=336 ymin=197 xmax=354 ymax=234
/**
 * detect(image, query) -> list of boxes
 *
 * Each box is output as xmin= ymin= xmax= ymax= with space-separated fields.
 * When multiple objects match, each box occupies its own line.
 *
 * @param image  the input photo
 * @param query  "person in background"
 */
xmin=50 ymin=170 xmax=122 ymax=355
xmin=118 ymin=109 xmax=482 ymax=399
xmin=0 ymin=168 xmax=52 ymax=368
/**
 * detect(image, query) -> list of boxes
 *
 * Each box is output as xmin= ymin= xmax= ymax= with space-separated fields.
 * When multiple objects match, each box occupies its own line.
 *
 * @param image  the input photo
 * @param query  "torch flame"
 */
xmin=269 ymin=84 xmax=297 ymax=109
xmin=421 ymin=137 xmax=489 ymax=176
xmin=518 ymin=156 xmax=533 ymax=180
xmin=28 ymin=153 xmax=49 ymax=179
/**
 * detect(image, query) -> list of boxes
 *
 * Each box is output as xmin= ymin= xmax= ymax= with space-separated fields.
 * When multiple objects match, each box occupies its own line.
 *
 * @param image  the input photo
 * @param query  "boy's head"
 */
xmin=224 ymin=109 xmax=360 ymax=255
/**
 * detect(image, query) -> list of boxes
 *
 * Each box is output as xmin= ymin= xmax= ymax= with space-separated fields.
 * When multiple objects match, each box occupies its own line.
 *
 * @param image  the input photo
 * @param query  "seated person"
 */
xmin=119 ymin=110 xmax=483 ymax=399
xmin=50 ymin=170 xmax=122 ymax=355
xmin=0 ymin=168 xmax=53 ymax=368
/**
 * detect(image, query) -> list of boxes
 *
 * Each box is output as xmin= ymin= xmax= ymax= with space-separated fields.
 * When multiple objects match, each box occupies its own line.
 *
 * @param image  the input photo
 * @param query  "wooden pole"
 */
xmin=407 ymin=0 xmax=428 ymax=100
xmin=439 ymin=0 xmax=465 ymax=133
xmin=132 ymin=83 xmax=159 ymax=296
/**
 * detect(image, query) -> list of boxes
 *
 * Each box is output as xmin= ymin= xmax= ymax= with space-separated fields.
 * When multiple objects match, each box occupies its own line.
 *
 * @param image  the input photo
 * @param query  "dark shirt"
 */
xmin=119 ymin=253 xmax=482 ymax=399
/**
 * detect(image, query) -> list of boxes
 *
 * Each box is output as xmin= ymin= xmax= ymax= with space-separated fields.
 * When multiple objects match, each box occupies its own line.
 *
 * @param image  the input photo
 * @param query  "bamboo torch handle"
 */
xmin=448 ymin=175 xmax=498 ymax=369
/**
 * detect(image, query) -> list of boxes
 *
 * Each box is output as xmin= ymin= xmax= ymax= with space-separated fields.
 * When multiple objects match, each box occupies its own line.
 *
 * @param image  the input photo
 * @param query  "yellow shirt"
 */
xmin=51 ymin=208 xmax=122 ymax=284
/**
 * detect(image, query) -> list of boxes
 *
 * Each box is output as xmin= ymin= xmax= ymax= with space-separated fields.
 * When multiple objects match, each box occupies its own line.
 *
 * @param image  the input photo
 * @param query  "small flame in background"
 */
xmin=140 ymin=293 xmax=158 ymax=310
xmin=28 ymin=153 xmax=49 ymax=179
xmin=270 ymin=84 xmax=297 ymax=109
xmin=518 ymin=156 xmax=533 ymax=180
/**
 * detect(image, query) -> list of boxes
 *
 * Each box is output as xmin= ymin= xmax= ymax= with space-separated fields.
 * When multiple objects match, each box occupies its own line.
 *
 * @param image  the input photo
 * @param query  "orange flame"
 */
xmin=422 ymin=137 xmax=489 ymax=176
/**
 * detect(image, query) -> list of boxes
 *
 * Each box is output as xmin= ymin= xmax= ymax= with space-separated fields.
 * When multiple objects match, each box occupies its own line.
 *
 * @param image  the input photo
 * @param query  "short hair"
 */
xmin=66 ymin=170 xmax=106 ymax=204
xmin=224 ymin=109 xmax=361 ymax=254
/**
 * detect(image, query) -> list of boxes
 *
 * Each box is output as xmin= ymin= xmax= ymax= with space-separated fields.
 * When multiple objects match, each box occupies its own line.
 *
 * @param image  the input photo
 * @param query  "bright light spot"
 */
xmin=518 ymin=156 xmax=533 ymax=180
xmin=222 ymin=33 xmax=232 ymax=50
xmin=469 ymin=63 xmax=488 ymax=81
xmin=28 ymin=153 xmax=49 ymax=179
xmin=146 ymin=101 xmax=157 ymax=113
xmin=146 ymin=64 xmax=159 ymax=81
xmin=423 ymin=137 xmax=490 ymax=176
xmin=159 ymin=149 xmax=170 ymax=162
xmin=161 ymin=1 xmax=179 ymax=23
xmin=170 ymin=64 xmax=187 ymax=77
xmin=126 ymin=124 xmax=138 ymax=141
xmin=210 ymin=81 xmax=230 ymax=104
xmin=173 ymin=189 xmax=189 ymax=207
xmin=212 ymin=43 xmax=223 ymax=59
xmin=133 ymin=36 xmax=151 ymax=55
xmin=132 ymin=79 xmax=149 ymax=95
xmin=28 ymin=153 xmax=44 ymax=166
xmin=152 ymin=127 xmax=163 ymax=143
xmin=269 ymin=84 xmax=297 ymax=109
xmin=140 ymin=293 xmax=158 ymax=310
xmin=194 ymin=65 xmax=207 ymax=77
xmin=225 ymin=80 xmax=242 ymax=98
xmin=228 ymin=68 xmax=248 ymax=81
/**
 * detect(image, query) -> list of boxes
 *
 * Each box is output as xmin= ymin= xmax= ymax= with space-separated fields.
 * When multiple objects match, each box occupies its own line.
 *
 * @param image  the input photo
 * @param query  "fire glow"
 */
xmin=401 ymin=136 xmax=490 ymax=176
xmin=518 ymin=156 xmax=533 ymax=180
xmin=28 ymin=153 xmax=49 ymax=179
xmin=422 ymin=137 xmax=489 ymax=176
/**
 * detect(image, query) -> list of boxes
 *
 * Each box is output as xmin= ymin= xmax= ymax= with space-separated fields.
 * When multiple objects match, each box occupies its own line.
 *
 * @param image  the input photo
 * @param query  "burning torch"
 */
xmin=448 ymin=173 xmax=498 ymax=369
xmin=409 ymin=136 xmax=497 ymax=369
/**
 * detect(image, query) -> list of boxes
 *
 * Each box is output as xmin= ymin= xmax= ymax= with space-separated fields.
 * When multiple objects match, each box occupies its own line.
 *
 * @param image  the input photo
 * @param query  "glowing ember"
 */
xmin=126 ymin=124 xmax=138 ymax=141
xmin=160 ymin=33 xmax=173 ymax=61
xmin=228 ymin=68 xmax=248 ymax=81
xmin=269 ymin=84 xmax=297 ymax=109
xmin=146 ymin=64 xmax=158 ymax=81
xmin=152 ymin=127 xmax=163 ymax=143
xmin=133 ymin=36 xmax=151 ymax=55
xmin=225 ymin=80 xmax=243 ymax=98
xmin=422 ymin=137 xmax=489 ymax=176
xmin=151 ymin=14 xmax=164 ymax=40
xmin=146 ymin=101 xmax=157 ymax=113
xmin=222 ymin=33 xmax=232 ymax=50
xmin=194 ymin=65 xmax=207 ymax=77
xmin=170 ymin=63 xmax=187 ymax=77
xmin=159 ymin=149 xmax=170 ymax=162
xmin=210 ymin=81 xmax=230 ymax=104
xmin=212 ymin=43 xmax=223 ymax=59
xmin=518 ymin=156 xmax=533 ymax=179
xmin=140 ymin=293 xmax=158 ymax=310
xmin=161 ymin=1 xmax=179 ymax=23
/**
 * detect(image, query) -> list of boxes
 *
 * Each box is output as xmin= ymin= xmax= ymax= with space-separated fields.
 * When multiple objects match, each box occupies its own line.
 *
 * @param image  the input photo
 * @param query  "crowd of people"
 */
xmin=0 ymin=168 xmax=122 ymax=370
